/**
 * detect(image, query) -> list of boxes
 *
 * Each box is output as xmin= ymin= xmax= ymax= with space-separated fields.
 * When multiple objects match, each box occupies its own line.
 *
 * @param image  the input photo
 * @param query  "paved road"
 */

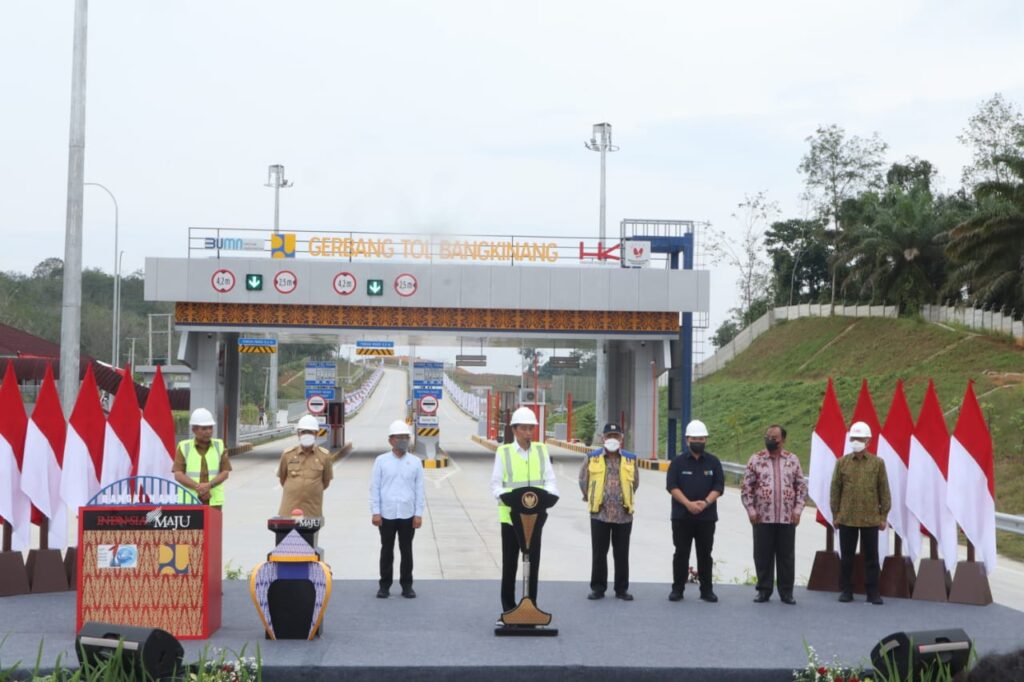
xmin=222 ymin=367 xmax=1024 ymax=610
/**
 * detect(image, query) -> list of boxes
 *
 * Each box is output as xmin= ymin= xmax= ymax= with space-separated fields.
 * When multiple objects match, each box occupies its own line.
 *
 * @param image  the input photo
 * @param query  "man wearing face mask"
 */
xmin=666 ymin=420 xmax=725 ymax=603
xmin=370 ymin=420 xmax=424 ymax=599
xmin=741 ymin=425 xmax=807 ymax=604
xmin=579 ymin=423 xmax=639 ymax=601
xmin=830 ymin=421 xmax=891 ymax=605
xmin=277 ymin=414 xmax=334 ymax=518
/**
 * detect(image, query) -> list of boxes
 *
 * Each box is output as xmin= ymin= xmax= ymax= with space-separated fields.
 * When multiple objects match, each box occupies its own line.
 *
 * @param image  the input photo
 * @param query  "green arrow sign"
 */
xmin=367 ymin=279 xmax=383 ymax=296
xmin=246 ymin=274 xmax=263 ymax=291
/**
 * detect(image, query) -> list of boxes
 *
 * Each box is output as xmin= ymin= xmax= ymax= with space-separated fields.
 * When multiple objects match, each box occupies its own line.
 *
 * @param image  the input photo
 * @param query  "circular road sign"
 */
xmin=394 ymin=273 xmax=418 ymax=297
xmin=211 ymin=269 xmax=236 ymax=293
xmin=333 ymin=271 xmax=357 ymax=296
xmin=419 ymin=395 xmax=439 ymax=415
xmin=307 ymin=395 xmax=327 ymax=415
xmin=274 ymin=270 xmax=298 ymax=294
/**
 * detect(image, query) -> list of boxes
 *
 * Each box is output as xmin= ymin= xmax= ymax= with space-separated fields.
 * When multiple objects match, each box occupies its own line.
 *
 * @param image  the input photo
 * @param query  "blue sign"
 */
xmin=356 ymin=340 xmax=394 ymax=348
xmin=239 ymin=338 xmax=277 ymax=347
xmin=306 ymin=361 xmax=335 ymax=368
xmin=413 ymin=388 xmax=442 ymax=400
xmin=305 ymin=387 xmax=336 ymax=401
xmin=413 ymin=362 xmax=443 ymax=369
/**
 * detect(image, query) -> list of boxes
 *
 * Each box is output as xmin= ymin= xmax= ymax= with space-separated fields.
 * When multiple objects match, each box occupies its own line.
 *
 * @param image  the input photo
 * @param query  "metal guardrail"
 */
xmin=717 ymin=460 xmax=1024 ymax=536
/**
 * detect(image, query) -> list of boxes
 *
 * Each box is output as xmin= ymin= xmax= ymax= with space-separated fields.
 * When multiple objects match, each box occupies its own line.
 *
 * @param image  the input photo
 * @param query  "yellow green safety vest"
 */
xmin=497 ymin=442 xmax=550 ymax=524
xmin=176 ymin=438 xmax=225 ymax=506
xmin=587 ymin=450 xmax=637 ymax=515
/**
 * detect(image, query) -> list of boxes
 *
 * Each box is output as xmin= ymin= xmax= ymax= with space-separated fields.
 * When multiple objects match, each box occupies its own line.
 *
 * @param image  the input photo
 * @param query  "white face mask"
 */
xmin=850 ymin=440 xmax=866 ymax=453
xmin=299 ymin=434 xmax=316 ymax=448
xmin=603 ymin=438 xmax=621 ymax=452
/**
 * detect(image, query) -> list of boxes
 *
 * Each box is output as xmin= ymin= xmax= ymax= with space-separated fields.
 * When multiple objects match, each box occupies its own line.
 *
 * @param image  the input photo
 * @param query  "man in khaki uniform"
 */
xmin=277 ymin=414 xmax=333 ymax=517
xmin=173 ymin=408 xmax=232 ymax=506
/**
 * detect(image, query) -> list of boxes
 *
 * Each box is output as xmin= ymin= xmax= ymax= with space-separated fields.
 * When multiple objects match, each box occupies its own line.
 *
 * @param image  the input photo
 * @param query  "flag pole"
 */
xmin=2 ymin=521 xmax=10 ymax=553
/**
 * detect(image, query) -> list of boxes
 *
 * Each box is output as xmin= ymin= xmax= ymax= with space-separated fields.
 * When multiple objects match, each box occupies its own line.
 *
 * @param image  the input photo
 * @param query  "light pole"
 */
xmin=85 ymin=182 xmax=119 ymax=366
xmin=264 ymin=164 xmax=292 ymax=426
xmin=584 ymin=123 xmax=619 ymax=434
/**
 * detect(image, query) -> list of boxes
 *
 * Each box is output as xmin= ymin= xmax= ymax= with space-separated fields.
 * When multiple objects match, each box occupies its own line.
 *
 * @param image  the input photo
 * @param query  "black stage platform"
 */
xmin=2 ymin=581 xmax=1023 ymax=681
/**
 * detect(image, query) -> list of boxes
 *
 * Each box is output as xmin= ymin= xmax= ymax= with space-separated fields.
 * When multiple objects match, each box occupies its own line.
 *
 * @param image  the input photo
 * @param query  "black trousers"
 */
xmin=752 ymin=523 xmax=796 ymax=597
xmin=501 ymin=523 xmax=542 ymax=612
xmin=379 ymin=517 xmax=415 ymax=590
xmin=671 ymin=519 xmax=715 ymax=593
xmin=590 ymin=519 xmax=632 ymax=595
xmin=839 ymin=525 xmax=880 ymax=594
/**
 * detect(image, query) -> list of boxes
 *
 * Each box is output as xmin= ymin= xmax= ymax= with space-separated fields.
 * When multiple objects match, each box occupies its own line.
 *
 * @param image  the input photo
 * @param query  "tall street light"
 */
xmin=264 ymin=164 xmax=292 ymax=426
xmin=85 ymin=182 xmax=119 ymax=366
xmin=584 ymin=123 xmax=619 ymax=435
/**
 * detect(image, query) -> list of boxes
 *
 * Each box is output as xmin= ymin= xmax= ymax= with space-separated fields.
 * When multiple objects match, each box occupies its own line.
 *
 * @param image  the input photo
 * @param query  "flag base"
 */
xmin=949 ymin=560 xmax=992 ymax=606
xmin=64 ymin=546 xmax=77 ymax=589
xmin=0 ymin=551 xmax=30 ymax=596
xmin=912 ymin=558 xmax=950 ymax=602
xmin=879 ymin=555 xmax=915 ymax=599
xmin=807 ymin=550 xmax=840 ymax=592
xmin=26 ymin=549 xmax=69 ymax=593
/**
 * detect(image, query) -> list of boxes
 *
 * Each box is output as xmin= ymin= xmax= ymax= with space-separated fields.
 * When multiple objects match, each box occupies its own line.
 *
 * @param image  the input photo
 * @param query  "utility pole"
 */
xmin=265 ymin=164 xmax=292 ymax=426
xmin=585 ymin=123 xmax=619 ymax=436
xmin=59 ymin=0 xmax=89 ymax=413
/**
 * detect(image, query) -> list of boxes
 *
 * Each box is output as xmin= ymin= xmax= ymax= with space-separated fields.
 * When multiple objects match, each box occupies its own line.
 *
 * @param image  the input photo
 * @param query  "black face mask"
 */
xmin=689 ymin=442 xmax=706 ymax=454
xmin=765 ymin=438 xmax=780 ymax=452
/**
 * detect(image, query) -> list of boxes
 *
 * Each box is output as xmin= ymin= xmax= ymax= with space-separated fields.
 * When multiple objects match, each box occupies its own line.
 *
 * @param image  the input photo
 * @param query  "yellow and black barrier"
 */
xmin=356 ymin=348 xmax=394 ymax=356
xmin=416 ymin=426 xmax=440 ymax=437
xmin=239 ymin=345 xmax=276 ymax=354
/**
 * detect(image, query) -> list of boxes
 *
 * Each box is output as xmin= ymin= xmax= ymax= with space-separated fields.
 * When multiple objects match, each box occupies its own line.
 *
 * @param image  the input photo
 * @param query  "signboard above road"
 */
xmin=305 ymin=387 xmax=336 ymax=401
xmin=455 ymin=354 xmax=486 ymax=367
xmin=413 ymin=388 xmax=442 ymax=400
xmin=238 ymin=338 xmax=277 ymax=354
xmin=356 ymin=340 xmax=395 ymax=356
xmin=306 ymin=395 xmax=327 ymax=415
xmin=305 ymin=361 xmax=336 ymax=386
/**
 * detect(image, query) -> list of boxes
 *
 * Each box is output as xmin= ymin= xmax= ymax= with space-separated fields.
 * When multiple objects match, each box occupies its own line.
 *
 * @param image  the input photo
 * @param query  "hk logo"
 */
xmin=633 ymin=246 xmax=645 ymax=257
xmin=578 ymin=241 xmax=621 ymax=261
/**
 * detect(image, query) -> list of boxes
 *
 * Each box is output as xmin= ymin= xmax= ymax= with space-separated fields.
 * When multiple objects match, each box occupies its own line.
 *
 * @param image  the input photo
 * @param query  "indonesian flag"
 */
xmin=947 ymin=382 xmax=997 ymax=575
xmin=60 ymin=363 xmax=106 ymax=519
xmin=137 ymin=366 xmax=175 ymax=481
xmin=808 ymin=378 xmax=847 ymax=528
xmin=906 ymin=380 xmax=959 ymax=573
xmin=20 ymin=365 xmax=68 ymax=549
xmin=844 ymin=379 xmax=881 ymax=455
xmin=0 ymin=363 xmax=32 ymax=550
xmin=99 ymin=367 xmax=140 ymax=489
xmin=878 ymin=380 xmax=921 ymax=562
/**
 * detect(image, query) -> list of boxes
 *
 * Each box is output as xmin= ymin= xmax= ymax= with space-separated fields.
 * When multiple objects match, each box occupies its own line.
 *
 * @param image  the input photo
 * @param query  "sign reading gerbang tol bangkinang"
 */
xmin=307 ymin=236 xmax=559 ymax=263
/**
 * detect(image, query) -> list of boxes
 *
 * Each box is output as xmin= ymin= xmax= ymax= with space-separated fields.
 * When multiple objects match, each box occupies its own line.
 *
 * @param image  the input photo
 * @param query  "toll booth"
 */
xmin=327 ymin=400 xmax=345 ymax=449
xmin=495 ymin=388 xmax=546 ymax=443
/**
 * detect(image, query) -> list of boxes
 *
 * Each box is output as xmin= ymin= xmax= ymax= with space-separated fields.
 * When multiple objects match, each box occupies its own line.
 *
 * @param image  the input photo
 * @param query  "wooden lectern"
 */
xmin=496 ymin=486 xmax=558 ymax=637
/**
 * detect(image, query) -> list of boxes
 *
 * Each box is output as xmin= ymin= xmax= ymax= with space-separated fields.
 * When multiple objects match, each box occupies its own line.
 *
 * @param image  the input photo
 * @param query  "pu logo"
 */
xmin=158 ymin=544 xmax=191 ymax=575
xmin=271 ymin=233 xmax=296 ymax=259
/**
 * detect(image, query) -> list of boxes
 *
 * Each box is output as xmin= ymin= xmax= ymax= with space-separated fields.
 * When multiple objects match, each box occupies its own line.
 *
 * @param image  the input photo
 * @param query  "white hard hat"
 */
xmin=510 ymin=406 xmax=538 ymax=426
xmin=849 ymin=421 xmax=872 ymax=439
xmin=296 ymin=415 xmax=320 ymax=432
xmin=388 ymin=420 xmax=412 ymax=437
xmin=685 ymin=419 xmax=709 ymax=437
xmin=189 ymin=408 xmax=216 ymax=427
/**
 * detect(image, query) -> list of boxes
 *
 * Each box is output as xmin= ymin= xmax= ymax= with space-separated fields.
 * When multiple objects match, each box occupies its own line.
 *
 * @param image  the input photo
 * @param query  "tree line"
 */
xmin=711 ymin=93 xmax=1024 ymax=348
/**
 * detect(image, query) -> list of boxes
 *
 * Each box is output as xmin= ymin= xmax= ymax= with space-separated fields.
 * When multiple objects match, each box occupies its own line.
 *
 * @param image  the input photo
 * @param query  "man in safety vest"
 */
xmin=579 ymin=422 xmax=639 ymax=601
xmin=490 ymin=406 xmax=559 ymax=613
xmin=172 ymin=408 xmax=231 ymax=507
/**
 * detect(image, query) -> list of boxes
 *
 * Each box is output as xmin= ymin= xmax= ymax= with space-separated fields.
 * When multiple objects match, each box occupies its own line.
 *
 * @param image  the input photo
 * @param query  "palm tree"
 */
xmin=944 ymin=154 xmax=1024 ymax=310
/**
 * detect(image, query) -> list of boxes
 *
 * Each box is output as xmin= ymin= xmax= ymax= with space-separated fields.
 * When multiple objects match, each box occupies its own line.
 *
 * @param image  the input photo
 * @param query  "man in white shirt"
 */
xmin=490 ymin=406 xmax=559 ymax=614
xmin=370 ymin=420 xmax=425 ymax=599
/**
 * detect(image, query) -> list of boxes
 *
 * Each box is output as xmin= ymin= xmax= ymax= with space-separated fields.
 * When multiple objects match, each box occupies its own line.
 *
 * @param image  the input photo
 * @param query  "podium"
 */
xmin=496 ymin=487 xmax=558 ymax=637
xmin=76 ymin=505 xmax=222 ymax=640
xmin=250 ymin=516 xmax=332 ymax=640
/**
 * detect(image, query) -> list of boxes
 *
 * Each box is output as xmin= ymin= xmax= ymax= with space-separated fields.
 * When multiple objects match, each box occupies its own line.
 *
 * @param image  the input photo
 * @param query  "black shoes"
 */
xmin=587 ymin=591 xmax=605 ymax=600
xmin=376 ymin=588 xmax=389 ymax=599
xmin=615 ymin=592 xmax=634 ymax=601
xmin=668 ymin=590 xmax=684 ymax=602
xmin=867 ymin=593 xmax=883 ymax=605
xmin=402 ymin=588 xmax=417 ymax=599
xmin=780 ymin=594 xmax=796 ymax=605
xmin=753 ymin=592 xmax=770 ymax=603
xmin=838 ymin=591 xmax=853 ymax=602
xmin=699 ymin=591 xmax=718 ymax=603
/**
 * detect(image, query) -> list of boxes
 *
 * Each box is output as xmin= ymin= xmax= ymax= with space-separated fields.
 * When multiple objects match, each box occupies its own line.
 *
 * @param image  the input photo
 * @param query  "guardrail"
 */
xmin=443 ymin=373 xmax=483 ymax=419
xmin=344 ymin=368 xmax=384 ymax=417
xmin=717 ymin=460 xmax=1024 ymax=536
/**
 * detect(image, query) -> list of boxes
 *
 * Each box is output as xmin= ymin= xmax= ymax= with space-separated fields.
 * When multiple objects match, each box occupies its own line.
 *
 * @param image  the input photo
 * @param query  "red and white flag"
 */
xmin=906 ymin=380 xmax=959 ymax=572
xmin=844 ymin=379 xmax=881 ymax=455
xmin=808 ymin=378 xmax=847 ymax=528
xmin=0 ymin=363 xmax=32 ymax=550
xmin=99 ymin=367 xmax=140 ymax=490
xmin=138 ymin=366 xmax=175 ymax=481
xmin=61 ymin=364 xmax=106 ymax=518
xmin=878 ymin=380 xmax=921 ymax=562
xmin=20 ymin=365 xmax=68 ymax=549
xmin=947 ymin=382 xmax=997 ymax=575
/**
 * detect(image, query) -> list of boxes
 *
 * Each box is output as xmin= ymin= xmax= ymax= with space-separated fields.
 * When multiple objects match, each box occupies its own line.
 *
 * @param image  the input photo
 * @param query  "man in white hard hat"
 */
xmin=490 ymin=406 xmax=559 ymax=615
xmin=831 ymin=420 xmax=891 ymax=605
xmin=276 ymin=414 xmax=334 ymax=518
xmin=666 ymin=419 xmax=725 ymax=603
xmin=173 ymin=408 xmax=231 ymax=507
xmin=370 ymin=420 xmax=424 ymax=599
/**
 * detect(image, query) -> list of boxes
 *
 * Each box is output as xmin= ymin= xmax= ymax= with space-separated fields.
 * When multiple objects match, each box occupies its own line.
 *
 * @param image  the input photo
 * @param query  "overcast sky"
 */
xmin=2 ymin=1 xmax=1023 ymax=372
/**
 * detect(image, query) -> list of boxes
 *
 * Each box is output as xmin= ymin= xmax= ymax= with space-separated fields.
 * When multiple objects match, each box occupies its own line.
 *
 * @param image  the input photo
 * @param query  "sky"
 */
xmin=2 ymin=1 xmax=1023 ymax=373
